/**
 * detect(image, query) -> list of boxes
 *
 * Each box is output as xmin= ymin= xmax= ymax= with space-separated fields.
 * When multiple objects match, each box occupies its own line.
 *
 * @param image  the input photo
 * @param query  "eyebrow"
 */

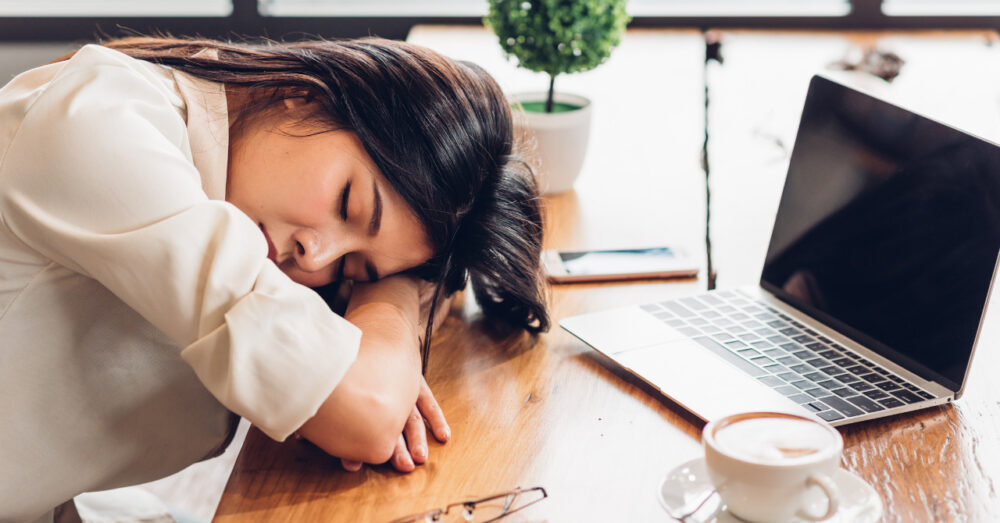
xmin=368 ymin=179 xmax=382 ymax=237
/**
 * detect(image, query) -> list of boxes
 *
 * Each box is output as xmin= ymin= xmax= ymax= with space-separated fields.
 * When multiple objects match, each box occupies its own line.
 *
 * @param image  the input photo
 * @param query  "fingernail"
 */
xmin=442 ymin=426 xmax=452 ymax=441
xmin=413 ymin=446 xmax=426 ymax=459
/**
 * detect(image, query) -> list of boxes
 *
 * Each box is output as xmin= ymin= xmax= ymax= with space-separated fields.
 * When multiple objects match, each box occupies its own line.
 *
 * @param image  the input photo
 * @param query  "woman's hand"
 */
xmin=341 ymin=376 xmax=451 ymax=473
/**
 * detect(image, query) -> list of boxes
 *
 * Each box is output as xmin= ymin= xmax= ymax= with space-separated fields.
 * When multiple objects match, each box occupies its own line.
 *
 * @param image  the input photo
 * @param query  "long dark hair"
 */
xmin=83 ymin=36 xmax=550 ymax=361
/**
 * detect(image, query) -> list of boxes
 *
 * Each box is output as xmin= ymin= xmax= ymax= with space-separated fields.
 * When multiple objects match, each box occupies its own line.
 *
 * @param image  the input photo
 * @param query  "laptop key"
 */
xmin=662 ymin=301 xmax=695 ymax=317
xmin=803 ymin=372 xmax=826 ymax=382
xmin=792 ymin=350 xmax=813 ymax=359
xmin=818 ymin=410 xmax=845 ymax=422
xmin=790 ymin=380 xmax=813 ymax=390
xmin=817 ymin=380 xmax=839 ymax=389
xmin=832 ymin=357 xmax=854 ymax=367
xmin=876 ymin=382 xmax=902 ymax=391
xmin=831 ymin=388 xmax=854 ymax=398
xmin=786 ymin=363 xmax=809 ymax=372
xmin=863 ymin=390 xmax=890 ymax=400
xmin=692 ymin=336 xmax=767 ymax=377
xmin=879 ymin=398 xmax=904 ymax=408
xmin=777 ymin=356 xmax=798 ymax=365
xmin=792 ymin=335 xmax=813 ymax=344
xmin=848 ymin=382 xmax=874 ymax=392
xmin=805 ymin=388 xmax=826 ymax=398
xmin=818 ymin=365 xmax=840 ymax=374
xmin=777 ymin=372 xmax=801 ymax=382
xmin=818 ymin=349 xmax=841 ymax=359
xmin=681 ymin=297 xmax=709 ymax=310
xmin=776 ymin=385 xmax=800 ymax=397
xmin=817 ymin=396 xmax=864 ymax=417
xmin=737 ymin=348 xmax=761 ymax=358
xmin=846 ymin=395 xmax=885 ymax=413
xmin=802 ymin=402 xmax=823 ymax=412
xmin=757 ymin=375 xmax=784 ymax=387
xmin=846 ymin=365 xmax=869 ymax=375
xmin=763 ymin=348 xmax=785 ymax=357
xmin=805 ymin=358 xmax=827 ymax=368
xmin=835 ymin=374 xmax=860 ymax=384
xmin=790 ymin=394 xmax=814 ymax=404
xmin=860 ymin=374 xmax=886 ymax=384
xmin=891 ymin=390 xmax=923 ymax=404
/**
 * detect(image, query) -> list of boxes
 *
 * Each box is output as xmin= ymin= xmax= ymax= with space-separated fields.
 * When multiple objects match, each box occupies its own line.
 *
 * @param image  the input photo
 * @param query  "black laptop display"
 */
xmin=762 ymin=76 xmax=1000 ymax=393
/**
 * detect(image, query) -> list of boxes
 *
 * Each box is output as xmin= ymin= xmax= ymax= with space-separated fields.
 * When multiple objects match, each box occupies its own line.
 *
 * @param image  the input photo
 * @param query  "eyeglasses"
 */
xmin=389 ymin=486 xmax=548 ymax=523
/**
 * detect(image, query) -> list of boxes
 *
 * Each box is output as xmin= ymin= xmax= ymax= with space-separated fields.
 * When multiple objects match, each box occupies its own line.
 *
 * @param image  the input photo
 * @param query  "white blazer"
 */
xmin=0 ymin=45 xmax=360 ymax=521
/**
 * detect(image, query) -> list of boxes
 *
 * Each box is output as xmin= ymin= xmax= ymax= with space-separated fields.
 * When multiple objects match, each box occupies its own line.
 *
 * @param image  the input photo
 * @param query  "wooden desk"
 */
xmin=216 ymin=27 xmax=1000 ymax=521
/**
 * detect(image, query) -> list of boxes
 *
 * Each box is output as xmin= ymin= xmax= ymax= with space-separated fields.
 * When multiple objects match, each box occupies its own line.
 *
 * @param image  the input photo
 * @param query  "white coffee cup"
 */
xmin=702 ymin=411 xmax=843 ymax=522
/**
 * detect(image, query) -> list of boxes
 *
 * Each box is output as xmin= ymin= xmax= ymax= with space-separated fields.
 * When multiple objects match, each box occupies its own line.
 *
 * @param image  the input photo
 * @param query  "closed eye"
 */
xmin=339 ymin=181 xmax=351 ymax=221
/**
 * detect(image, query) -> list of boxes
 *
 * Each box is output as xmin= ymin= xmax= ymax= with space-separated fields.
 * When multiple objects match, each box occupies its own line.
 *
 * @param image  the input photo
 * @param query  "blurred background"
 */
xmin=2 ymin=0 xmax=999 ymax=81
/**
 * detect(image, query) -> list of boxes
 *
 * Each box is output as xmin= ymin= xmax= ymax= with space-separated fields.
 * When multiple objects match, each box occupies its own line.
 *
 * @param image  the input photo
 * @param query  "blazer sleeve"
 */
xmin=0 ymin=45 xmax=360 ymax=441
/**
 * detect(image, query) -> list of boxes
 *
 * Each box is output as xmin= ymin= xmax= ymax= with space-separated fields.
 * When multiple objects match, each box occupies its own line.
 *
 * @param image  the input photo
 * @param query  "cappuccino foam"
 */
xmin=714 ymin=416 xmax=834 ymax=463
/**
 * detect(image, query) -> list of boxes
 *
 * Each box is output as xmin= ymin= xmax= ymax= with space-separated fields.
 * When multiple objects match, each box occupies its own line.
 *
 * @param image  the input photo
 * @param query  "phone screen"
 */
xmin=559 ymin=247 xmax=680 ymax=276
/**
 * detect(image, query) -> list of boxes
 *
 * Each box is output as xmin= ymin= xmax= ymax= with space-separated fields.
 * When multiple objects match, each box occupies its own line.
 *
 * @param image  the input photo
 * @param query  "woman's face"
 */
xmin=226 ymin=105 xmax=434 ymax=288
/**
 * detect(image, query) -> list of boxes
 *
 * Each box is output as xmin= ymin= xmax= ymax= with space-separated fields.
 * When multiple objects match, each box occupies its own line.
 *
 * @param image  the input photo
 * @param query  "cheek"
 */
xmin=282 ymin=264 xmax=336 ymax=288
xmin=271 ymin=173 xmax=336 ymax=224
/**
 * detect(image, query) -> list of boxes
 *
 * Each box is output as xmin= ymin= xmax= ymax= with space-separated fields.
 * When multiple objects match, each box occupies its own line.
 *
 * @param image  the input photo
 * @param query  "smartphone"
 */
xmin=542 ymin=246 xmax=699 ymax=283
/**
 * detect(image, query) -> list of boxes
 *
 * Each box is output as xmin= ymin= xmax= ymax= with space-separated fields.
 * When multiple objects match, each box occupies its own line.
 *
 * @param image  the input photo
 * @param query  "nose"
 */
xmin=291 ymin=228 xmax=340 ymax=273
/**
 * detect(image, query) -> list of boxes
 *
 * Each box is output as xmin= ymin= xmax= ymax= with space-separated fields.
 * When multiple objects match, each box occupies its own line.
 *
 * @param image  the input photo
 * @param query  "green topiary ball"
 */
xmin=485 ymin=0 xmax=631 ymax=78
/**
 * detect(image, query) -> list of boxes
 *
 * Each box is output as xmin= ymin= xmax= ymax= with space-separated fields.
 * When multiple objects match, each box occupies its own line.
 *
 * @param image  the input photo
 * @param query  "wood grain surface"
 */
xmin=216 ymin=27 xmax=1000 ymax=522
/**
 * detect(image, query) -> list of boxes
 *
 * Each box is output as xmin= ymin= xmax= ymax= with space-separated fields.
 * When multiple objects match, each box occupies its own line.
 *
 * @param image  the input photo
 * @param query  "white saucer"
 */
xmin=657 ymin=457 xmax=883 ymax=522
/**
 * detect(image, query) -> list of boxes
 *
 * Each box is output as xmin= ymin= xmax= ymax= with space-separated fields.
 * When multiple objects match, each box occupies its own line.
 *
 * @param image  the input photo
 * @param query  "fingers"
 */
xmin=390 ymin=433 xmax=415 ymax=473
xmin=416 ymin=378 xmax=451 ymax=443
xmin=341 ymin=458 xmax=363 ymax=472
xmin=403 ymin=405 xmax=428 ymax=465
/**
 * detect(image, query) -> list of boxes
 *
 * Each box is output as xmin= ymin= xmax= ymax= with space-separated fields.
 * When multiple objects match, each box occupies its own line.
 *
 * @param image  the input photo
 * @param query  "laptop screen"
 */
xmin=761 ymin=75 xmax=1000 ymax=392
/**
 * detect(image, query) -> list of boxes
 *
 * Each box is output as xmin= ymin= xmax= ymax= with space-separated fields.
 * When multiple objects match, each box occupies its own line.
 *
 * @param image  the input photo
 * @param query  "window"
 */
xmin=0 ymin=0 xmax=232 ymax=17
xmin=882 ymin=0 xmax=1000 ymax=16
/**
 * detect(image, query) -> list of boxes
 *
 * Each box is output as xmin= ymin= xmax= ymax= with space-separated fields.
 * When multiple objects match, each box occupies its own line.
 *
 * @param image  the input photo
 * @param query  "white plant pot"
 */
xmin=510 ymin=91 xmax=592 ymax=195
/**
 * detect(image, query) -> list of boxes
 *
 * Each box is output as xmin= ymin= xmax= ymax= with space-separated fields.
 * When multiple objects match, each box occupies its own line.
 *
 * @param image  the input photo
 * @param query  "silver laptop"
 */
xmin=562 ymin=75 xmax=1000 ymax=426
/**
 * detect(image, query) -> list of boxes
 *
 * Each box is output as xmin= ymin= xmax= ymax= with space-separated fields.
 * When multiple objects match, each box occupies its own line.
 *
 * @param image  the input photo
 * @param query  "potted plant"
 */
xmin=485 ymin=0 xmax=630 ymax=194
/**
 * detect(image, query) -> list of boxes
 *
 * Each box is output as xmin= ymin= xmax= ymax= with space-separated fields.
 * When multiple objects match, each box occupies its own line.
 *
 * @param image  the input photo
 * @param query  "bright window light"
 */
xmin=0 ymin=0 xmax=232 ymax=17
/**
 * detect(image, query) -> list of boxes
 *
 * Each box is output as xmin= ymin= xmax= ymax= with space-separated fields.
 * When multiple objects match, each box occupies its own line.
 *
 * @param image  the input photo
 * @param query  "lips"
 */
xmin=259 ymin=224 xmax=278 ymax=263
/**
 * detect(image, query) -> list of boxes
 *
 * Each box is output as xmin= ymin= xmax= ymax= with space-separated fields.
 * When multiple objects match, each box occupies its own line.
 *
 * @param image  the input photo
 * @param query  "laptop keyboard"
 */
xmin=640 ymin=290 xmax=936 ymax=422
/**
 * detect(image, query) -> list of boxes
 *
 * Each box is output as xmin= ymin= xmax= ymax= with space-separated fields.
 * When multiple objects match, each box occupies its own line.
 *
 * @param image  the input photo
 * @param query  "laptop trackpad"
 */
xmin=611 ymin=338 xmax=806 ymax=422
